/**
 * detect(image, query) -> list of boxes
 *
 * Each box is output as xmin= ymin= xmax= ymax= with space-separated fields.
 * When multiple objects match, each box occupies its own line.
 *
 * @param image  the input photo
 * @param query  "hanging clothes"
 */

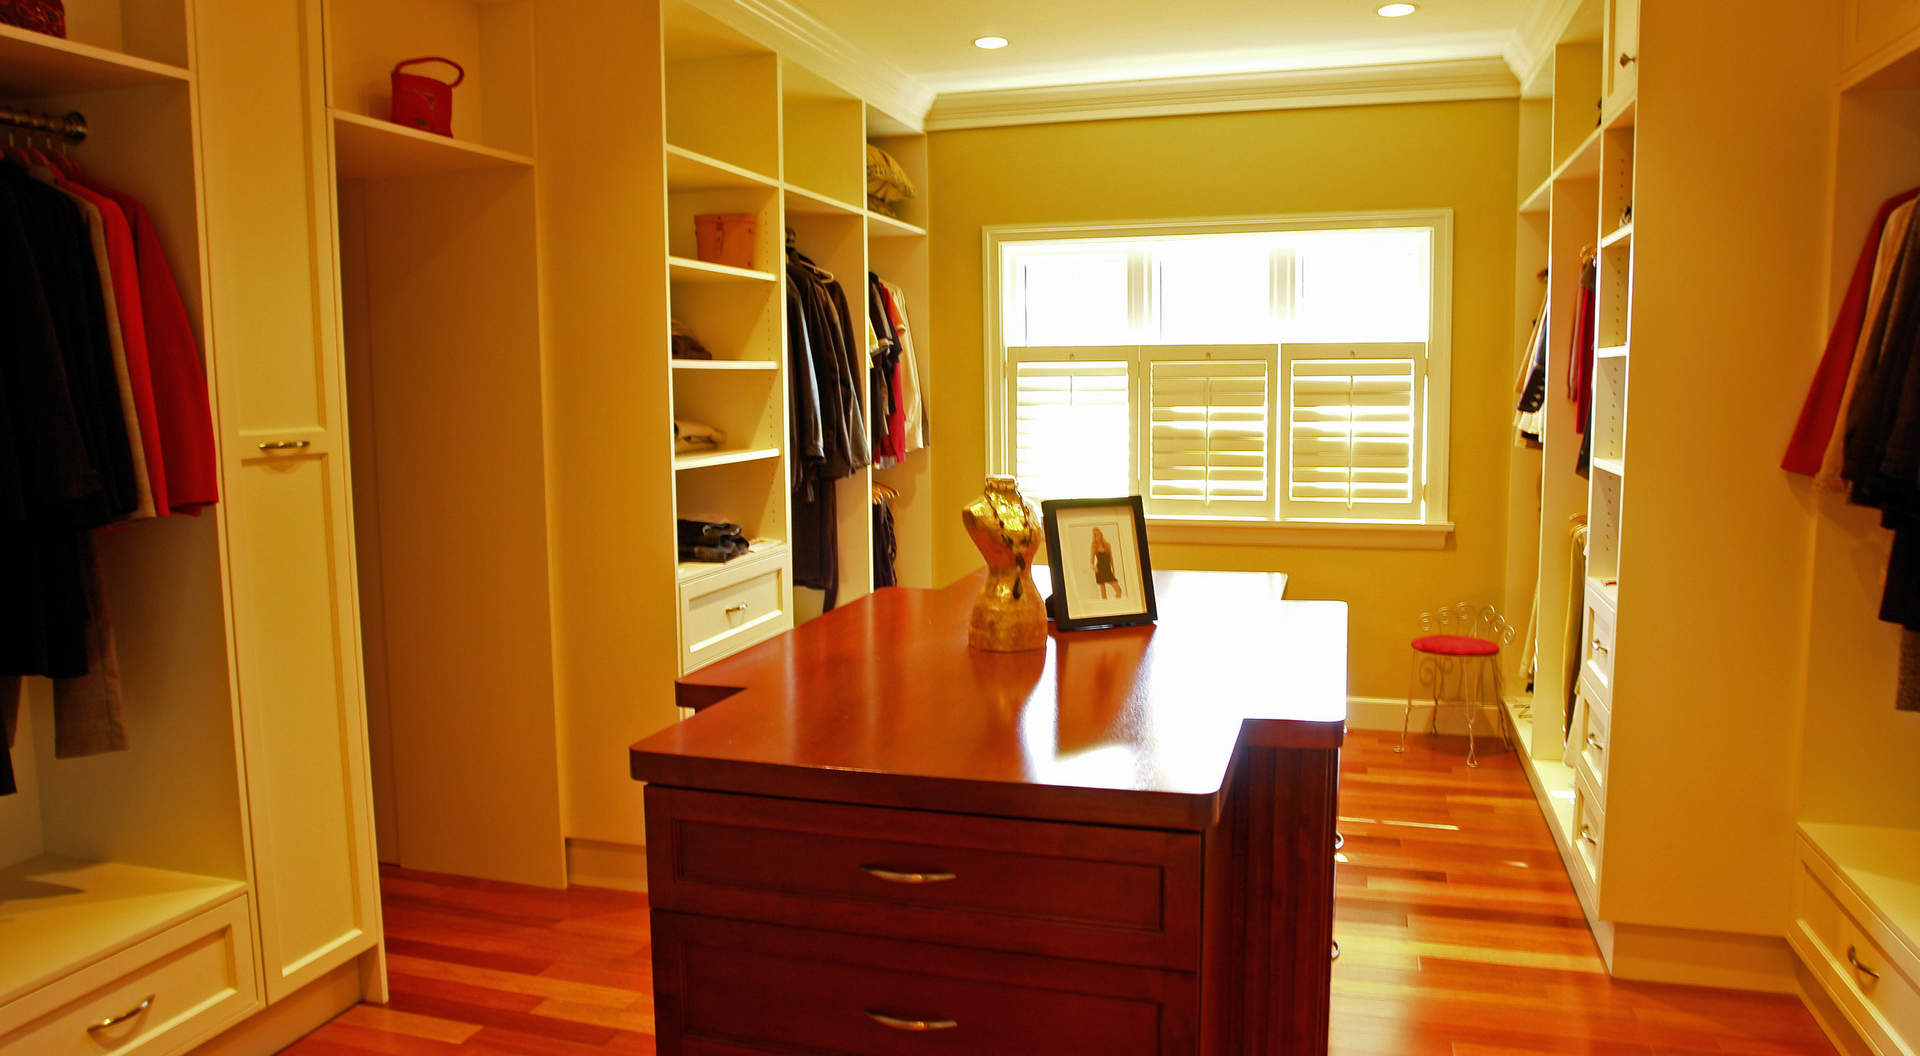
xmin=1784 ymin=186 xmax=1920 ymax=476
xmin=878 ymin=279 xmax=928 ymax=451
xmin=1568 ymin=253 xmax=1597 ymax=478
xmin=872 ymin=486 xmax=898 ymax=590
xmin=1514 ymin=284 xmax=1548 ymax=445
xmin=787 ymin=239 xmax=869 ymax=608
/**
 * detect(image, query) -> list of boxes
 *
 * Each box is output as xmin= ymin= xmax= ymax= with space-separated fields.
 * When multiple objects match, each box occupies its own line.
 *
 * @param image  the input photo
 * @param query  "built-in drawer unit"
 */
xmin=1581 ymin=585 xmax=1618 ymax=697
xmin=652 ymin=913 xmax=1198 ymax=1056
xmin=677 ymin=552 xmax=791 ymax=673
xmin=0 ymin=895 xmax=258 ymax=1056
xmin=644 ymin=787 xmax=1202 ymax=969
xmin=1571 ymin=768 xmax=1606 ymax=897
xmin=1573 ymin=678 xmax=1612 ymax=803
xmin=1791 ymin=836 xmax=1920 ymax=1056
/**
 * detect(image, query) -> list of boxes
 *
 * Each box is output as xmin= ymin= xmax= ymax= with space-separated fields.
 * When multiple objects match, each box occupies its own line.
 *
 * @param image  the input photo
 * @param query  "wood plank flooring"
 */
xmin=286 ymin=731 xmax=1834 ymax=1055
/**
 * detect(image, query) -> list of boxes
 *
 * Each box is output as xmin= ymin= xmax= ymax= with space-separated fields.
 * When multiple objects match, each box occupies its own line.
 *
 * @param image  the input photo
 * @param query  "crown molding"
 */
xmin=1504 ymin=0 xmax=1594 ymax=96
xmin=680 ymin=0 xmax=935 ymax=131
xmin=923 ymin=58 xmax=1518 ymax=132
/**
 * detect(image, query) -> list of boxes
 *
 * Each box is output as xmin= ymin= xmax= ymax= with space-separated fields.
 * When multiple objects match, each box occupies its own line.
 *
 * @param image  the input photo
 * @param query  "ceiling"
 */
xmin=792 ymin=0 xmax=1536 ymax=95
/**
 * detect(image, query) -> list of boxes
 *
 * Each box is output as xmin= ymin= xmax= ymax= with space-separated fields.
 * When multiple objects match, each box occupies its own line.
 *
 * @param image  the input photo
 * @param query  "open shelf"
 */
xmin=1552 ymin=127 xmax=1603 ymax=184
xmin=674 ymin=446 xmax=781 ymax=472
xmin=1800 ymin=822 xmax=1920 ymax=967
xmin=669 ymin=256 xmax=778 ymax=285
xmin=0 ymin=24 xmax=190 ymax=96
xmin=0 ymin=856 xmax=247 ymax=1007
xmin=1597 ymin=343 xmax=1629 ymax=360
xmin=1591 ymin=456 xmax=1625 ymax=478
xmin=866 ymin=210 xmax=926 ymax=238
xmin=678 ymin=539 xmax=788 ymax=583
xmin=1604 ymin=96 xmax=1637 ymax=131
xmin=1599 ymin=223 xmax=1634 ymax=249
xmin=332 ymin=111 xmax=534 ymax=180
xmin=671 ymin=359 xmax=780 ymax=372
xmin=1520 ymin=178 xmax=1552 ymax=216
xmin=666 ymin=144 xmax=778 ymax=192
xmin=784 ymin=184 xmax=864 ymax=217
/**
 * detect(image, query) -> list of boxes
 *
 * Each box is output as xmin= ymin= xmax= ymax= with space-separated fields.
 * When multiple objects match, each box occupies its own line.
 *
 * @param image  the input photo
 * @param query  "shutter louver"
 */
xmin=1144 ymin=351 xmax=1275 ymax=518
xmin=1285 ymin=343 xmax=1424 ymax=519
xmin=1010 ymin=354 xmax=1131 ymax=502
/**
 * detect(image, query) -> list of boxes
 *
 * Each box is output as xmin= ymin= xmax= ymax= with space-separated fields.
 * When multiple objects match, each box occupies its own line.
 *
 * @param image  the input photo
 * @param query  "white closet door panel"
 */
xmin=194 ymin=0 xmax=381 ymax=1002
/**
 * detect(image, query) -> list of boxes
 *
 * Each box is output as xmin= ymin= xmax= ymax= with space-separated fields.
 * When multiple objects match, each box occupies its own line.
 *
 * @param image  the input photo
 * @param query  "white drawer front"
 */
xmin=1581 ymin=590 xmax=1617 ymax=696
xmin=0 ymin=896 xmax=258 ymax=1056
xmin=1573 ymin=680 xmax=1611 ymax=803
xmin=680 ymin=558 xmax=791 ymax=672
xmin=1794 ymin=858 xmax=1920 ymax=1056
xmin=1571 ymin=768 xmax=1605 ymax=895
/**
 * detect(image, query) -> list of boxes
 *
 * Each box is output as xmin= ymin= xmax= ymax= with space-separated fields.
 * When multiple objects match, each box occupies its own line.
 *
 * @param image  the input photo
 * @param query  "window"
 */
xmin=988 ymin=214 xmax=1451 ymax=534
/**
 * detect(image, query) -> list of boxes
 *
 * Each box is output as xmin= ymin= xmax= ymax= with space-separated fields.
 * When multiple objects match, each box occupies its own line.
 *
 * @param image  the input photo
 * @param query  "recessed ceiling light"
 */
xmin=973 ymin=35 xmax=1009 ymax=50
xmin=1377 ymin=2 xmax=1417 ymax=15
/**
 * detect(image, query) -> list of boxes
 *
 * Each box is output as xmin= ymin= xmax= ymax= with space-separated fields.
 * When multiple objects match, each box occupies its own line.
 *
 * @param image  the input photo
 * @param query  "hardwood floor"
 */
xmin=286 ymin=731 xmax=1833 ymax=1055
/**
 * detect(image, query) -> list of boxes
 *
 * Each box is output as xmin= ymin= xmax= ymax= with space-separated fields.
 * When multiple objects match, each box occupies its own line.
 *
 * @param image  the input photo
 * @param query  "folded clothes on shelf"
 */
xmin=678 ymin=518 xmax=750 ymax=563
xmin=673 ymin=418 xmax=726 ymax=451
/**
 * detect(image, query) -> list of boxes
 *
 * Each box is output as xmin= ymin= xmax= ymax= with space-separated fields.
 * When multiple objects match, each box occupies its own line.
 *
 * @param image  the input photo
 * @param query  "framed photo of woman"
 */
xmin=1040 ymin=496 xmax=1158 ymax=631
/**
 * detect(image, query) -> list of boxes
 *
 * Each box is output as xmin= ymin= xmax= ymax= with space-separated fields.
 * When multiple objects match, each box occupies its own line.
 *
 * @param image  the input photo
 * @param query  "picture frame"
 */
xmin=1041 ymin=496 xmax=1158 ymax=631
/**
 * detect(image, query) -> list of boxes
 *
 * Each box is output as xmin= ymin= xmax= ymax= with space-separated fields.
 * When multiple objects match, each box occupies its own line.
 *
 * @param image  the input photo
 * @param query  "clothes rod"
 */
xmin=0 ymin=106 xmax=88 ymax=142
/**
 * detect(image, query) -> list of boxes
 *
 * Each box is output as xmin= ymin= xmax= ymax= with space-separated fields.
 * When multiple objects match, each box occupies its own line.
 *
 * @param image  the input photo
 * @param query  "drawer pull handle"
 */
xmin=256 ymin=440 xmax=311 ymax=451
xmin=860 ymin=865 xmax=957 ymax=885
xmin=87 ymin=994 xmax=154 ymax=1034
xmin=1579 ymin=824 xmax=1599 ymax=846
xmin=1585 ymin=733 xmax=1605 ymax=753
xmin=1619 ymin=53 xmax=1637 ymax=68
xmin=1847 ymin=945 xmax=1881 ymax=982
xmin=725 ymin=603 xmax=750 ymax=617
xmin=1331 ymin=940 xmax=1341 ymax=962
xmin=1591 ymin=640 xmax=1609 ymax=658
xmin=866 ymin=1010 xmax=959 ymax=1032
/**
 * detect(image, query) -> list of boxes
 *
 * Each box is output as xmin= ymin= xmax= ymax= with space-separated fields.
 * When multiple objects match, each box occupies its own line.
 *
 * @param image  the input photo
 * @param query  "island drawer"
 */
xmin=644 ymin=787 xmax=1202 ymax=969
xmin=652 ymin=913 xmax=1197 ymax=1056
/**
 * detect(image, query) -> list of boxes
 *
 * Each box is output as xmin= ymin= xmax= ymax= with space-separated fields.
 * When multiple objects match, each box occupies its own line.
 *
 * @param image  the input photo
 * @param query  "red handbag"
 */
xmin=390 ymin=57 xmax=464 ymax=137
xmin=0 ymin=0 xmax=66 ymax=36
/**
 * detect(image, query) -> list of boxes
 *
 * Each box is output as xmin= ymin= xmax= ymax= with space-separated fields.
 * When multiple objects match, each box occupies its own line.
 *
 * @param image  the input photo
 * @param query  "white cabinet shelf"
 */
xmin=332 ymin=111 xmax=534 ymax=180
xmin=678 ymin=539 xmax=788 ymax=583
xmin=1599 ymin=223 xmax=1634 ymax=249
xmin=0 ymin=24 xmax=190 ymax=95
xmin=784 ymin=184 xmax=864 ymax=217
xmin=668 ymin=256 xmax=778 ymax=285
xmin=0 ymin=857 xmax=246 ymax=1007
xmin=671 ymin=359 xmax=780 ymax=372
xmin=867 ymin=210 xmax=926 ymax=238
xmin=674 ymin=446 xmax=781 ymax=471
xmin=1591 ymin=456 xmax=1625 ymax=478
xmin=666 ymin=144 xmax=777 ymax=191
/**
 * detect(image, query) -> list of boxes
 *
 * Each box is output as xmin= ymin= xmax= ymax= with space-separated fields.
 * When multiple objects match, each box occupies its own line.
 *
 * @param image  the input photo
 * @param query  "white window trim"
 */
xmin=983 ymin=211 xmax=1455 ymax=543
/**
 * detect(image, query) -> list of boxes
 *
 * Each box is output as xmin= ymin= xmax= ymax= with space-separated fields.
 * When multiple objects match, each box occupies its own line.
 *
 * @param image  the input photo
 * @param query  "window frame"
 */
xmin=984 ymin=212 xmax=1455 ymax=546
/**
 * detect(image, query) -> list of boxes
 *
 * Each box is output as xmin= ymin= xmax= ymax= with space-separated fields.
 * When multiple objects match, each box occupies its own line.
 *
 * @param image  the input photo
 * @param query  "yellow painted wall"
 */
xmin=927 ymin=100 xmax=1520 ymax=700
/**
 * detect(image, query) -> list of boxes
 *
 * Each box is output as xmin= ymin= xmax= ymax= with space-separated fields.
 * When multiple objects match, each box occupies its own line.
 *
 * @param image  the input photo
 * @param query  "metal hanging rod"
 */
xmin=0 ymin=106 xmax=88 ymax=143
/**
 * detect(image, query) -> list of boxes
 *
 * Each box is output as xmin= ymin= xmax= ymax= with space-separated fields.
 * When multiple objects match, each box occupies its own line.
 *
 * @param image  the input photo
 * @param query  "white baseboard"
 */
xmin=1345 ymin=695 xmax=1511 ymax=736
xmin=565 ymin=838 xmax=648 ymax=893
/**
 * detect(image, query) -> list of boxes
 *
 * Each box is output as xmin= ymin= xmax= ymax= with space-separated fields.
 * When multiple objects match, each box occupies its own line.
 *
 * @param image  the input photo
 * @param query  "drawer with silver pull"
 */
xmin=1581 ymin=586 xmax=1617 ymax=697
xmin=652 ymin=913 xmax=1197 ymax=1056
xmin=1573 ymin=679 xmax=1610 ymax=803
xmin=678 ymin=553 xmax=791 ymax=674
xmin=1791 ymin=844 xmax=1920 ymax=1055
xmin=1571 ymin=769 xmax=1605 ymax=896
xmin=0 ymin=895 xmax=257 ymax=1055
xmin=644 ymin=786 xmax=1202 ymax=969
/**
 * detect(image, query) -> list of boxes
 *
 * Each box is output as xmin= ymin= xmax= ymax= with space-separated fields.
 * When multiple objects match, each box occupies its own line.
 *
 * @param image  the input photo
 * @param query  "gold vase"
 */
xmin=961 ymin=476 xmax=1048 ymax=652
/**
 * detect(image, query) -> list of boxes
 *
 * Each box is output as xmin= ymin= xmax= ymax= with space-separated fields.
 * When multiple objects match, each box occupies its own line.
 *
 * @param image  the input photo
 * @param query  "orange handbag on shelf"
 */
xmin=390 ymin=57 xmax=464 ymax=137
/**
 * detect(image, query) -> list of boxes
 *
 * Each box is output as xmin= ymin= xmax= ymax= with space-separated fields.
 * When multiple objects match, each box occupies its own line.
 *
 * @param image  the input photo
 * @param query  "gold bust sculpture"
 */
xmin=961 ymin=476 xmax=1048 ymax=652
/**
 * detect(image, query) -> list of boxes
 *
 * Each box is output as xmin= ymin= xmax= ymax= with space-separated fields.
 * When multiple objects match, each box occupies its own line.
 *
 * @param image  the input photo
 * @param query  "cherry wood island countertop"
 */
xmin=631 ymin=569 xmax=1344 ymax=831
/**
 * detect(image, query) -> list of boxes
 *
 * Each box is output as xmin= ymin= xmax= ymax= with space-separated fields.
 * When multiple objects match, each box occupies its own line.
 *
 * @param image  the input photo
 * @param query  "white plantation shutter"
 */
xmin=1283 ymin=342 xmax=1426 ymax=520
xmin=1143 ymin=346 xmax=1277 ymax=519
xmin=1008 ymin=349 xmax=1133 ymax=503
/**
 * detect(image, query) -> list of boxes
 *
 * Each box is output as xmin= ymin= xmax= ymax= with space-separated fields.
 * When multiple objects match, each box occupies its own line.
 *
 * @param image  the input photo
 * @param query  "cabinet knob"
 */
xmin=256 ymin=440 xmax=312 ymax=451
xmin=1619 ymin=53 xmax=1637 ymax=67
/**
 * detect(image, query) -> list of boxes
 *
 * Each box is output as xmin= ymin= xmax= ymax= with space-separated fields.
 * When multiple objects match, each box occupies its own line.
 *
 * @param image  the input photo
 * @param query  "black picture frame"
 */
xmin=1041 ymin=496 xmax=1158 ymax=631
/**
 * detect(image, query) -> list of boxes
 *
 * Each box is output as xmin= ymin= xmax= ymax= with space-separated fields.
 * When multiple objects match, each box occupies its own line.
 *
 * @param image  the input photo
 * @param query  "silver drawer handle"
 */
xmin=1847 ymin=945 xmax=1881 ymax=982
xmin=1579 ymin=825 xmax=1598 ymax=846
xmin=87 ymin=993 xmax=154 ymax=1034
xmin=1585 ymin=733 xmax=1605 ymax=753
xmin=867 ymin=1010 xmax=958 ymax=1032
xmin=256 ymin=440 xmax=311 ymax=451
xmin=861 ymin=865 xmax=957 ymax=885
xmin=1591 ymin=640 xmax=1609 ymax=658
xmin=725 ymin=603 xmax=750 ymax=617
xmin=1331 ymin=940 xmax=1340 ymax=962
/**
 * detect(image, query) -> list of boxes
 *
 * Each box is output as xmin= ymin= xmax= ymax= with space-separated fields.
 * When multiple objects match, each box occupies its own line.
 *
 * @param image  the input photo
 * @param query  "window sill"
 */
xmin=1146 ymin=517 xmax=1454 ymax=550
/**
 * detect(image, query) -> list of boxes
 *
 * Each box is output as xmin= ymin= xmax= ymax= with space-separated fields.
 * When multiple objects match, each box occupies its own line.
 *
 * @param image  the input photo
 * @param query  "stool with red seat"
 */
xmin=1398 ymin=602 xmax=1514 ymax=767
